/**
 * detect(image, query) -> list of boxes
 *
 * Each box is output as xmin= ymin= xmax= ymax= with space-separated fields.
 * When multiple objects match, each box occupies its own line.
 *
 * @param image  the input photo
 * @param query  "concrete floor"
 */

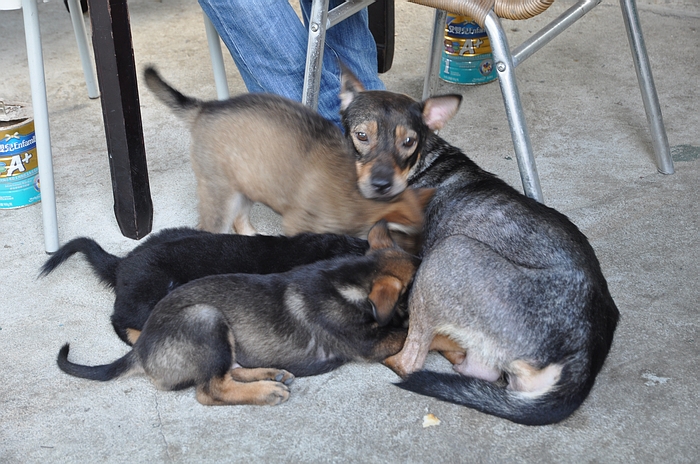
xmin=1 ymin=0 xmax=698 ymax=462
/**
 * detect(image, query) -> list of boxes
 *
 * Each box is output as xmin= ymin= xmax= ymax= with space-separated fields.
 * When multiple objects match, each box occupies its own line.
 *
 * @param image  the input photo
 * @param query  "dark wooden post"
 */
xmin=87 ymin=0 xmax=153 ymax=239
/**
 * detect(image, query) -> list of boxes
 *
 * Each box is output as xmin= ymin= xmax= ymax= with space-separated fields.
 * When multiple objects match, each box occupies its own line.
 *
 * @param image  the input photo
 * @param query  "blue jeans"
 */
xmin=198 ymin=0 xmax=386 ymax=127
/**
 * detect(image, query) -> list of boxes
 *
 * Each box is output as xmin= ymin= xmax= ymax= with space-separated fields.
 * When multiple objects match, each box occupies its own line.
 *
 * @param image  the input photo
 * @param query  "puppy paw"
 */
xmin=230 ymin=367 xmax=294 ymax=385
xmin=275 ymin=370 xmax=295 ymax=385
xmin=197 ymin=377 xmax=291 ymax=406
xmin=257 ymin=381 xmax=291 ymax=405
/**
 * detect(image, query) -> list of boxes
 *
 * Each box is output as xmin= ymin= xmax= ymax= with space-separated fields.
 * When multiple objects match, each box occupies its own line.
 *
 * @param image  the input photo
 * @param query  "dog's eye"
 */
xmin=355 ymin=132 xmax=368 ymax=142
xmin=403 ymin=137 xmax=416 ymax=148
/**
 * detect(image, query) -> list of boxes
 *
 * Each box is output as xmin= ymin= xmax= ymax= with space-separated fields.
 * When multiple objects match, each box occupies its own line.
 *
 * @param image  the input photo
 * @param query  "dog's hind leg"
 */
xmin=196 ymin=372 xmax=291 ymax=406
xmin=229 ymin=366 xmax=295 ymax=385
xmin=429 ymin=334 xmax=467 ymax=366
xmin=197 ymin=184 xmax=256 ymax=234
xmin=384 ymin=330 xmax=465 ymax=377
xmin=230 ymin=194 xmax=256 ymax=235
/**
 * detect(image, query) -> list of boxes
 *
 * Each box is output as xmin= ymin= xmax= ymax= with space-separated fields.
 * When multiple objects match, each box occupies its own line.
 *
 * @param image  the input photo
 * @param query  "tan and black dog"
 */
xmin=333 ymin=78 xmax=620 ymax=425
xmin=56 ymin=222 xmax=421 ymax=406
xmin=344 ymin=91 xmax=621 ymax=426
xmin=143 ymin=66 xmax=434 ymax=242
xmin=338 ymin=63 xmax=460 ymax=200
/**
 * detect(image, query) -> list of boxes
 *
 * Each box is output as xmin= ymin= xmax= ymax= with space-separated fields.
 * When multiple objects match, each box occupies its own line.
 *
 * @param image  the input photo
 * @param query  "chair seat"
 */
xmin=410 ymin=0 xmax=555 ymax=26
xmin=408 ymin=0 xmax=673 ymax=202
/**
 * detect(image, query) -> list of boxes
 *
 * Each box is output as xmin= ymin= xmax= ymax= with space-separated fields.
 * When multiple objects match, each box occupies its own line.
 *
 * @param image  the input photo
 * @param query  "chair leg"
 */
xmin=21 ymin=0 xmax=59 ymax=253
xmin=203 ymin=13 xmax=229 ymax=101
xmin=619 ymin=0 xmax=674 ymax=174
xmin=484 ymin=12 xmax=544 ymax=202
xmin=422 ymin=9 xmax=447 ymax=101
xmin=302 ymin=0 xmax=330 ymax=110
xmin=66 ymin=0 xmax=99 ymax=99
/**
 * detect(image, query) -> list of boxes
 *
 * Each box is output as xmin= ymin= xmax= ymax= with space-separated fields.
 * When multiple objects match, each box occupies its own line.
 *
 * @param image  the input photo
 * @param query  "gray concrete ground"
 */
xmin=1 ymin=0 xmax=698 ymax=462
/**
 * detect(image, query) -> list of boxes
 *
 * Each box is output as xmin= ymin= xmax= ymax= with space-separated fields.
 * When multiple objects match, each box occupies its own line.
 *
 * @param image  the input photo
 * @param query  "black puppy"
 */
xmin=41 ymin=227 xmax=368 ymax=345
xmin=57 ymin=222 xmax=419 ymax=406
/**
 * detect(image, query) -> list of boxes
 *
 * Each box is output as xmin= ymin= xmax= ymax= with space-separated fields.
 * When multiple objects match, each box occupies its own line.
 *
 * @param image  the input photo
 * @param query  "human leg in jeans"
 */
xmin=197 ymin=0 xmax=384 ymax=126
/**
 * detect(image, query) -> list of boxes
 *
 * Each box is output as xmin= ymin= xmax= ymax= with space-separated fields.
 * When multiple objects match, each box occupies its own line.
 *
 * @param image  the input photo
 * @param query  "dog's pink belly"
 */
xmin=452 ymin=355 xmax=501 ymax=382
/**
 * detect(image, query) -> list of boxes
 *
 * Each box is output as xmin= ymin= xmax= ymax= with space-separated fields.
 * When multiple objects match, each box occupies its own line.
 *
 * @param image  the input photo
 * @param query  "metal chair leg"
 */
xmin=301 ymin=0 xmax=376 ymax=109
xmin=619 ymin=0 xmax=674 ymax=174
xmin=21 ymin=0 xmax=59 ymax=253
xmin=203 ymin=13 xmax=229 ymax=101
xmin=484 ymin=11 xmax=544 ymax=202
xmin=422 ymin=9 xmax=447 ymax=101
xmin=302 ymin=0 xmax=330 ymax=110
xmin=66 ymin=0 xmax=99 ymax=99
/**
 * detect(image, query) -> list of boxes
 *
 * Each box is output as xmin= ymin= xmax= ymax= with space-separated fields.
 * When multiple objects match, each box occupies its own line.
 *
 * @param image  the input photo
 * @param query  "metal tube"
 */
xmin=302 ymin=0 xmax=330 ymax=109
xmin=422 ymin=9 xmax=447 ymax=100
xmin=22 ymin=0 xmax=59 ymax=252
xmin=484 ymin=11 xmax=544 ymax=202
xmin=327 ymin=0 xmax=374 ymax=28
xmin=619 ymin=0 xmax=674 ymax=174
xmin=512 ymin=0 xmax=601 ymax=67
xmin=203 ymin=13 xmax=230 ymax=100
xmin=66 ymin=0 xmax=99 ymax=99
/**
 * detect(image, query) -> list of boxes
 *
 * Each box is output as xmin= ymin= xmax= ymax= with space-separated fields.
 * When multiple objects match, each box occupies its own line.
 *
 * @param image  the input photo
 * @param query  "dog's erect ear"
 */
xmin=339 ymin=62 xmax=366 ymax=112
xmin=368 ymin=220 xmax=396 ymax=251
xmin=369 ymin=276 xmax=403 ymax=326
xmin=422 ymin=95 xmax=463 ymax=131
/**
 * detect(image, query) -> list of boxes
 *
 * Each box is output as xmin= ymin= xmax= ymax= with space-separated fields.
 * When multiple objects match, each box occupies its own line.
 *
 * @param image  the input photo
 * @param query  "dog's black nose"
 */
xmin=371 ymin=177 xmax=393 ymax=194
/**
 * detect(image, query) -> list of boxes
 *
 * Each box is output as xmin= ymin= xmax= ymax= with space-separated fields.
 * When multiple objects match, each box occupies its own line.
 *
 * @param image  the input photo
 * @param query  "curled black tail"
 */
xmin=56 ymin=344 xmax=136 ymax=381
xmin=396 ymin=371 xmax=588 ymax=426
xmin=143 ymin=66 xmax=201 ymax=118
xmin=39 ymin=237 xmax=120 ymax=288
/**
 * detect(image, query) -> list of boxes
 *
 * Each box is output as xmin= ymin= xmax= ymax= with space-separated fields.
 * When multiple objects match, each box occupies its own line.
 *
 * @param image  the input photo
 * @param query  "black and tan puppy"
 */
xmin=41 ymin=227 xmax=369 ymax=345
xmin=56 ymin=221 xmax=420 ymax=406
xmin=334 ymin=90 xmax=621 ymax=425
xmin=143 ymin=66 xmax=434 ymax=239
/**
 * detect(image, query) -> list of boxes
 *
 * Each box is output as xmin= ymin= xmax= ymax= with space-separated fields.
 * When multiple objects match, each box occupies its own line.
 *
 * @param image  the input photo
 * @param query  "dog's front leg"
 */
xmin=196 ymin=371 xmax=291 ymax=406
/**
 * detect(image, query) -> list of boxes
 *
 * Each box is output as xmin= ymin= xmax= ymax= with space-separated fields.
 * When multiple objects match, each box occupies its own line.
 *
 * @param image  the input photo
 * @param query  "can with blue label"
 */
xmin=0 ymin=102 xmax=41 ymax=209
xmin=440 ymin=14 xmax=497 ymax=85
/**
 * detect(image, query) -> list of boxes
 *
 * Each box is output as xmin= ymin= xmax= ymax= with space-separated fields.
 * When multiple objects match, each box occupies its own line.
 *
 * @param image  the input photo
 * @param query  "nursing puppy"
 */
xmin=336 ymin=91 xmax=621 ymax=425
xmin=40 ymin=227 xmax=369 ymax=345
xmin=56 ymin=222 xmax=419 ymax=406
xmin=143 ymin=66 xmax=433 ymax=241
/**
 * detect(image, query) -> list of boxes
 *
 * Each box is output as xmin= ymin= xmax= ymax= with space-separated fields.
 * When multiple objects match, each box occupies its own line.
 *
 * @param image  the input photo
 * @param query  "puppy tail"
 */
xmin=143 ymin=66 xmax=202 ymax=120
xmin=39 ymin=237 xmax=120 ymax=288
xmin=395 ymin=368 xmax=594 ymax=426
xmin=57 ymin=344 xmax=138 ymax=381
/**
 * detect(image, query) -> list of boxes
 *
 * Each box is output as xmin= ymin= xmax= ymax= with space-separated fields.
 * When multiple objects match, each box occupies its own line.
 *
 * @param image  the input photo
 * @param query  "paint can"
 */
xmin=0 ymin=101 xmax=41 ymax=209
xmin=440 ymin=14 xmax=497 ymax=85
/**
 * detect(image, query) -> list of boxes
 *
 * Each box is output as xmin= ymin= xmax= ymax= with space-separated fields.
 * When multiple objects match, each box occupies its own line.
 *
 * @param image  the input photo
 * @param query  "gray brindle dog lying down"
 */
xmin=336 ymin=71 xmax=620 ymax=426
